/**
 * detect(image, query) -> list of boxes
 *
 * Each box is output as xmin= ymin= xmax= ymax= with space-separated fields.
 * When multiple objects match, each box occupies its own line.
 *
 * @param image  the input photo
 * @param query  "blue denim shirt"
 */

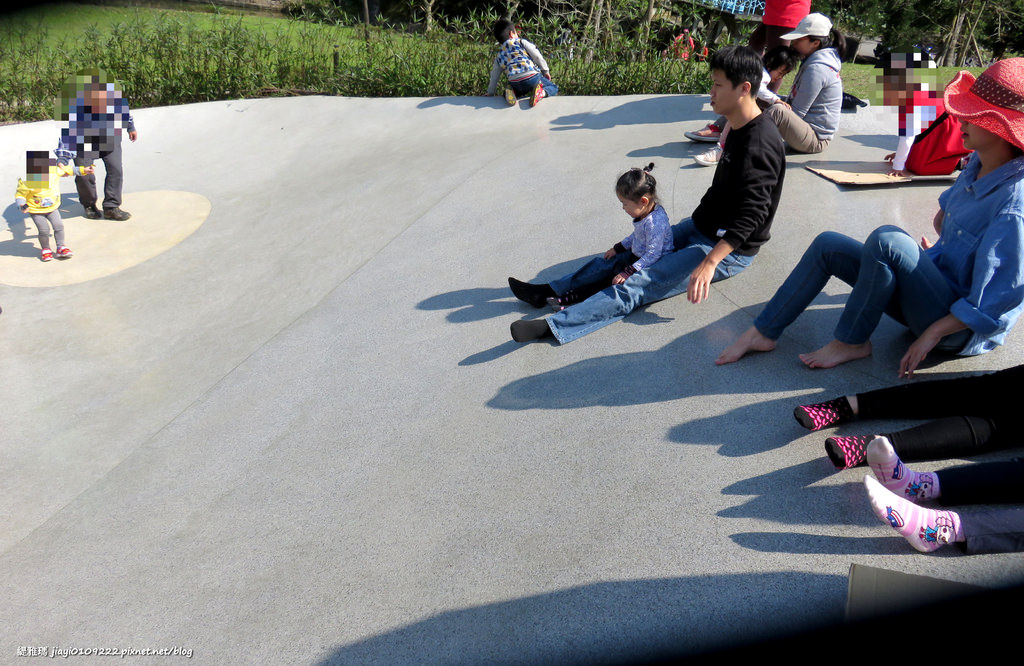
xmin=928 ymin=153 xmax=1024 ymax=355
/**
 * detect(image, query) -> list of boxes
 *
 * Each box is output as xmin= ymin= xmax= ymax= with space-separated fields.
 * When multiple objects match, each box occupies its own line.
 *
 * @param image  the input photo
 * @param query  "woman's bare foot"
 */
xmin=798 ymin=340 xmax=872 ymax=368
xmin=716 ymin=327 xmax=777 ymax=365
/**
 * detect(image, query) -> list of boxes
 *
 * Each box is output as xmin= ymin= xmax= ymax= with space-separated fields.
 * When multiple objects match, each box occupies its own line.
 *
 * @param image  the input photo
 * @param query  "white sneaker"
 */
xmin=694 ymin=145 xmax=722 ymax=167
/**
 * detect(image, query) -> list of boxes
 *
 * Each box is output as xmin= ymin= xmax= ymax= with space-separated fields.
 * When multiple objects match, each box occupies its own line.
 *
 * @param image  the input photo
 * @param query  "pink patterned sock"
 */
xmin=865 ymin=476 xmax=962 ymax=553
xmin=866 ymin=436 xmax=940 ymax=502
xmin=794 ymin=397 xmax=854 ymax=431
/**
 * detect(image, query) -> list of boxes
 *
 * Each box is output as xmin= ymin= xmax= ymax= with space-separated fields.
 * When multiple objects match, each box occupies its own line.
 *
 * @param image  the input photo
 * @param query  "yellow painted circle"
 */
xmin=0 ymin=191 xmax=210 ymax=287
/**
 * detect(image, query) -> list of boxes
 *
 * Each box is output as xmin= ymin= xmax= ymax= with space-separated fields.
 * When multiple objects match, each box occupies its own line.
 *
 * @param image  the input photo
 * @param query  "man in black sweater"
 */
xmin=510 ymin=46 xmax=786 ymax=344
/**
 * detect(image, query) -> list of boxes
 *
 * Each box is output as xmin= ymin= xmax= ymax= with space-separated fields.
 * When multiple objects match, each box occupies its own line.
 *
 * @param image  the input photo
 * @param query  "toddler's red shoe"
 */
xmin=56 ymin=246 xmax=74 ymax=259
xmin=531 ymin=82 xmax=546 ymax=107
xmin=40 ymin=248 xmax=53 ymax=262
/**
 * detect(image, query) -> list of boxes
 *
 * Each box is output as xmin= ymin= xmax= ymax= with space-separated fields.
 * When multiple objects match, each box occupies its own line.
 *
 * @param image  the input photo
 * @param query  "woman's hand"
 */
xmin=898 ymin=314 xmax=967 ymax=379
xmin=612 ymin=272 xmax=628 ymax=285
xmin=603 ymin=247 xmax=617 ymax=260
xmin=899 ymin=333 xmax=941 ymax=379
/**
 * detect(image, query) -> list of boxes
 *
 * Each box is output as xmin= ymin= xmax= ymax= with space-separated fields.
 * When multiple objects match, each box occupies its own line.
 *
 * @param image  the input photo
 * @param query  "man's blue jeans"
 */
xmin=546 ymin=218 xmax=754 ymax=344
xmin=753 ymin=226 xmax=970 ymax=351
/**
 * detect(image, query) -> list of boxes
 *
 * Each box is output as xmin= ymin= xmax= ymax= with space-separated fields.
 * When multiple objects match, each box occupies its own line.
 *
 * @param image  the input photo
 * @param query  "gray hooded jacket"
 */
xmin=788 ymin=47 xmax=843 ymax=140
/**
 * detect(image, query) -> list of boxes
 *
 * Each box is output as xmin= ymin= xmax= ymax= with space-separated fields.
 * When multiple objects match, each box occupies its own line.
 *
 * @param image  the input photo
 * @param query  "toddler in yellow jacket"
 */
xmin=15 ymin=150 xmax=92 ymax=261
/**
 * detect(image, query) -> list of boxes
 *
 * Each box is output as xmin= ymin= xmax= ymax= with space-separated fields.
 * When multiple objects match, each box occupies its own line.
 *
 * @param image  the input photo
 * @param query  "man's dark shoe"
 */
xmin=508 ymin=277 xmax=556 ymax=308
xmin=511 ymin=319 xmax=553 ymax=343
xmin=103 ymin=207 xmax=132 ymax=221
xmin=83 ymin=206 xmax=101 ymax=219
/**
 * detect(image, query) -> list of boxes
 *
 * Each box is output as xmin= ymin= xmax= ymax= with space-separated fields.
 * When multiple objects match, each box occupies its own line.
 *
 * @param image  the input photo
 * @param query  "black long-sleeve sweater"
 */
xmin=691 ymin=111 xmax=786 ymax=256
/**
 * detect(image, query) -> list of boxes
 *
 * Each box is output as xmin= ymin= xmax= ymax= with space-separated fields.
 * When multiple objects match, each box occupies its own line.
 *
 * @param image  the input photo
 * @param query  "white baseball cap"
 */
xmin=780 ymin=13 xmax=833 ymax=40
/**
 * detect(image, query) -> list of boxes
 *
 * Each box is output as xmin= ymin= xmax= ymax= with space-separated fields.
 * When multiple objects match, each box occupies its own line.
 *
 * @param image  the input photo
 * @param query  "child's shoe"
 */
xmin=40 ymin=248 xmax=53 ymax=262
xmin=530 ymin=82 xmax=546 ymax=107
xmin=694 ymin=145 xmax=723 ymax=167
xmin=56 ymin=246 xmax=73 ymax=259
xmin=504 ymin=88 xmax=517 ymax=106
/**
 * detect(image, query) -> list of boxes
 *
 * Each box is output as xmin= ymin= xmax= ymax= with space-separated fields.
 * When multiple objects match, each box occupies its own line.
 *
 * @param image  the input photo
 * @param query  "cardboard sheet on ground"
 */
xmin=804 ymin=161 xmax=959 ymax=186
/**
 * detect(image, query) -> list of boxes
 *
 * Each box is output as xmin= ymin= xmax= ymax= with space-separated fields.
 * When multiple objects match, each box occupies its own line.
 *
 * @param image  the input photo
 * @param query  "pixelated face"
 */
xmin=873 ymin=53 xmax=940 ymax=107
xmin=57 ymin=67 xmax=122 ymax=121
xmin=25 ymin=151 xmax=55 ymax=187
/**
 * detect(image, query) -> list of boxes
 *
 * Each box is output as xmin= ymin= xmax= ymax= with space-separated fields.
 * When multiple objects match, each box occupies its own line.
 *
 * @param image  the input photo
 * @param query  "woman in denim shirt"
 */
xmin=718 ymin=58 xmax=1024 ymax=377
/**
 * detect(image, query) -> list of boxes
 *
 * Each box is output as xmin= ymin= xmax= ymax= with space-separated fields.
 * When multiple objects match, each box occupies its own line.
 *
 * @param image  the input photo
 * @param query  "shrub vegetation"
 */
xmin=0 ymin=2 xmax=710 ymax=123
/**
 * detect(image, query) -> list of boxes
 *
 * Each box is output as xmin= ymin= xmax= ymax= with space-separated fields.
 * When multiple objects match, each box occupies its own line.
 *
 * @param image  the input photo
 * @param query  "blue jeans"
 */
xmin=546 ymin=218 xmax=754 ymax=344
xmin=510 ymin=73 xmax=558 ymax=98
xmin=753 ymin=226 xmax=971 ymax=351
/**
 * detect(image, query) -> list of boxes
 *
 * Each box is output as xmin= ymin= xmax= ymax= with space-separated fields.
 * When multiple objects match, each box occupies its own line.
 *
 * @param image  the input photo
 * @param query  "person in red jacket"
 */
xmin=750 ymin=0 xmax=813 ymax=57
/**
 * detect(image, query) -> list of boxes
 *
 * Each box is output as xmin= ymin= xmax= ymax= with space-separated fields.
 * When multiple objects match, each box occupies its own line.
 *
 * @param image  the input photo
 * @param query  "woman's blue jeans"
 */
xmin=753 ymin=226 xmax=970 ymax=351
xmin=546 ymin=218 xmax=754 ymax=344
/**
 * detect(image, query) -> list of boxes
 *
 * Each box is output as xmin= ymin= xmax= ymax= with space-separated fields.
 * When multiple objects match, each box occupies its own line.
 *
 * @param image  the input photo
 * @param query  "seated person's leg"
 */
xmin=549 ymin=252 xmax=635 ymax=296
xmin=937 ymin=458 xmax=1024 ymax=506
xmin=764 ymin=103 xmax=827 ymax=154
xmin=546 ymin=244 xmax=711 ymax=344
xmin=957 ymin=508 xmax=1024 ymax=554
xmin=801 ymin=226 xmax=952 ymax=368
xmin=717 ymin=231 xmax=862 ymax=364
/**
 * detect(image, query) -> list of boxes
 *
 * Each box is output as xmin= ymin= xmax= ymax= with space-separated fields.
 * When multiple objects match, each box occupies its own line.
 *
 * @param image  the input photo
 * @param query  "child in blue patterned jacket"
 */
xmin=486 ymin=18 xmax=558 ymax=107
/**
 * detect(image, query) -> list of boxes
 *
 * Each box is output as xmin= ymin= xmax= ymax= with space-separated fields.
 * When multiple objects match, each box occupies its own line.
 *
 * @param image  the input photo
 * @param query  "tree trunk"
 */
xmin=422 ymin=0 xmax=435 ymax=32
xmin=941 ymin=1 xmax=968 ymax=66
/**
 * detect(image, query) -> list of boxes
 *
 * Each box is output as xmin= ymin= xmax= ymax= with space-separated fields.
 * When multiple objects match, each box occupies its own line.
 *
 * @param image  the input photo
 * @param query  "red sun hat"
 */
xmin=944 ymin=57 xmax=1024 ymax=151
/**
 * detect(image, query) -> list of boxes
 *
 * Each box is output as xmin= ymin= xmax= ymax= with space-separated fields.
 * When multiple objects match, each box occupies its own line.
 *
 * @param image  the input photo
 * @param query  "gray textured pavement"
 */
xmin=1 ymin=94 xmax=1022 ymax=664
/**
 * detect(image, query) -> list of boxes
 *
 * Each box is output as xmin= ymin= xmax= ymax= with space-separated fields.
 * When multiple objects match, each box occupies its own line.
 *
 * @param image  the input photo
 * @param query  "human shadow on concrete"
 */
xmin=1 ymin=197 xmax=89 ymax=259
xmin=626 ymin=141 xmax=693 ymax=160
xmin=1 ymin=202 xmax=41 ymax=259
xmin=717 ymin=460 xmax=878 ymax=528
xmin=549 ymin=96 xmax=708 ymax=132
xmin=417 ymin=255 xmax=597 ymax=323
xmin=487 ymin=308 xmax=792 ymax=411
xmin=730 ymin=531 xmax=943 ymax=555
xmin=487 ymin=299 xmax=882 ymax=412
xmin=417 ymin=96 xmax=520 ymax=111
xmin=315 ymin=571 xmax=845 ymax=665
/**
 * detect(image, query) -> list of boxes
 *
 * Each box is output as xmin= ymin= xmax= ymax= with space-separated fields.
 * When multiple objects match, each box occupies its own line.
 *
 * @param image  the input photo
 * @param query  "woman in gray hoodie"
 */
xmin=764 ymin=12 xmax=845 ymax=153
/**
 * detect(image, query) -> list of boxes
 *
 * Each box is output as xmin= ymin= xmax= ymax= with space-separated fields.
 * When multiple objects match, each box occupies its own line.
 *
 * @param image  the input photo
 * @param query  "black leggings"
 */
xmin=855 ymin=365 xmax=1024 ymax=461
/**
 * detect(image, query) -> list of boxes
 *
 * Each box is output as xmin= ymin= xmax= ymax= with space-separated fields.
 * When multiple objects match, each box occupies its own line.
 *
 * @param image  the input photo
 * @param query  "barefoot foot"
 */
xmin=799 ymin=339 xmax=871 ymax=369
xmin=715 ymin=327 xmax=777 ymax=365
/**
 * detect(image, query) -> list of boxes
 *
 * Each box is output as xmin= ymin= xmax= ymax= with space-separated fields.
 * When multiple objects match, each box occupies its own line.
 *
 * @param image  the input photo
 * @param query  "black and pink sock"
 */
xmin=794 ymin=397 xmax=855 ymax=431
